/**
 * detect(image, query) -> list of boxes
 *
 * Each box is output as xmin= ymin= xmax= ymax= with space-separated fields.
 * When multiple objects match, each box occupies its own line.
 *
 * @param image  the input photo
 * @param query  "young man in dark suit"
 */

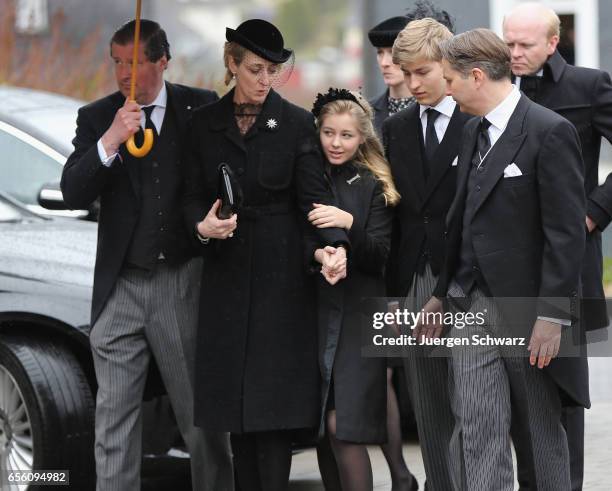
xmin=504 ymin=4 xmax=612 ymax=488
xmin=60 ymin=20 xmax=233 ymax=491
xmin=383 ymin=18 xmax=471 ymax=491
xmin=429 ymin=28 xmax=587 ymax=489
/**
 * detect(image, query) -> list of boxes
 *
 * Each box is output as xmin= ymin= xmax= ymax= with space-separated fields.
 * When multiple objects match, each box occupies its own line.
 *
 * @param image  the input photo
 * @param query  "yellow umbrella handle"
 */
xmin=126 ymin=0 xmax=153 ymax=158
xmin=126 ymin=129 xmax=154 ymax=157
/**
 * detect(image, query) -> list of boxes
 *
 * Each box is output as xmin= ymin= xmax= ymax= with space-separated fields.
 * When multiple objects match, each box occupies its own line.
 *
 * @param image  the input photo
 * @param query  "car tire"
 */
xmin=0 ymin=335 xmax=95 ymax=490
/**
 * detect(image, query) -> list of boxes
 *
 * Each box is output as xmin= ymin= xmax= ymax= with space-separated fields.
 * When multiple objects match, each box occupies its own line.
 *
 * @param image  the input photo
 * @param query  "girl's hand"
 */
xmin=315 ymin=246 xmax=347 ymax=285
xmin=308 ymin=203 xmax=353 ymax=230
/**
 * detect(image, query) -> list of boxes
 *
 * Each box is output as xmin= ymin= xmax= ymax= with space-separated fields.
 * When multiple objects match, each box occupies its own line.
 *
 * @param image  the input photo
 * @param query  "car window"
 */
xmin=0 ymin=124 xmax=64 ymax=206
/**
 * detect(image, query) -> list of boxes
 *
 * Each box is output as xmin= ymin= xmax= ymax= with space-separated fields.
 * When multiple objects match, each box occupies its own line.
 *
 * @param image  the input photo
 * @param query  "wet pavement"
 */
xmin=289 ymin=354 xmax=612 ymax=490
xmin=140 ymin=336 xmax=612 ymax=490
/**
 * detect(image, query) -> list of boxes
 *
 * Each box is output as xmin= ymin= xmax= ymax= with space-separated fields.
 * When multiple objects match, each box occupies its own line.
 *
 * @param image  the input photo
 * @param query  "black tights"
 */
xmin=316 ymin=371 xmax=415 ymax=491
xmin=381 ymin=367 xmax=415 ymax=491
xmin=231 ymin=430 xmax=293 ymax=491
xmin=318 ymin=410 xmax=373 ymax=491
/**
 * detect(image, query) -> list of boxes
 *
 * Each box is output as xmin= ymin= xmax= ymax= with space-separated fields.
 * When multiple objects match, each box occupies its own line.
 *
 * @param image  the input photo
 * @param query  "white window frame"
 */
xmin=490 ymin=0 xmax=599 ymax=68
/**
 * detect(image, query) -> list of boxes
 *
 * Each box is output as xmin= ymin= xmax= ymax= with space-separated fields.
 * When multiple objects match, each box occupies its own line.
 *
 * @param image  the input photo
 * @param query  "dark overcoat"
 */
xmin=520 ymin=50 xmax=612 ymax=331
xmin=183 ymin=88 xmax=348 ymax=433
xmin=305 ymin=162 xmax=392 ymax=444
xmin=369 ymin=89 xmax=389 ymax=139
xmin=60 ymin=82 xmax=217 ymax=324
xmin=435 ymin=95 xmax=589 ymax=408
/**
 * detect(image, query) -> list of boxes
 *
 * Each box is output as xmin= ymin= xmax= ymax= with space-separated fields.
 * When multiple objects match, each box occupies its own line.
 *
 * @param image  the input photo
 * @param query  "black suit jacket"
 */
xmin=60 ymin=82 xmax=218 ymax=324
xmin=383 ymin=103 xmax=472 ymax=297
xmin=519 ymin=50 xmax=612 ymax=330
xmin=435 ymin=95 xmax=589 ymax=407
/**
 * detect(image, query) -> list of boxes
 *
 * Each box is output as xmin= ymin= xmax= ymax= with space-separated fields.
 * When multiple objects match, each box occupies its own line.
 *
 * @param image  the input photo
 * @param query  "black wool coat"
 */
xmin=383 ymin=103 xmax=472 ymax=298
xmin=435 ymin=95 xmax=589 ymax=408
xmin=60 ymin=82 xmax=218 ymax=324
xmin=520 ymin=50 xmax=612 ymax=331
xmin=304 ymin=162 xmax=392 ymax=444
xmin=182 ymin=88 xmax=348 ymax=433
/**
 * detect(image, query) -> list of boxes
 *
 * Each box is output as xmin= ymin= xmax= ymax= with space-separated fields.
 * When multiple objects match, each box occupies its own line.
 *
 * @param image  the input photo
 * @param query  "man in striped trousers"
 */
xmin=61 ymin=19 xmax=233 ymax=491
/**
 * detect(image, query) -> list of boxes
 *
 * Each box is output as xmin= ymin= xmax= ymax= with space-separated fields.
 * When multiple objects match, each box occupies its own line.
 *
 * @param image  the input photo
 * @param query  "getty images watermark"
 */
xmin=371 ymin=307 xmax=527 ymax=348
xmin=358 ymin=296 xmax=599 ymax=359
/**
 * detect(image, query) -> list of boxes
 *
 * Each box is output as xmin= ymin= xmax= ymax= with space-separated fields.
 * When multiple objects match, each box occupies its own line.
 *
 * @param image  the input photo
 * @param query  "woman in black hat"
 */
xmin=182 ymin=19 xmax=348 ymax=491
xmin=367 ymin=15 xmax=414 ymax=138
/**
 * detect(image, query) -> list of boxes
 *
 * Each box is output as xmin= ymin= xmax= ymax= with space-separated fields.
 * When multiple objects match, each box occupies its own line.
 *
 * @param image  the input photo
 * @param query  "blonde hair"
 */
xmin=392 ymin=18 xmax=453 ymax=66
xmin=223 ymin=41 xmax=247 ymax=86
xmin=316 ymin=92 xmax=400 ymax=207
xmin=503 ymin=2 xmax=561 ymax=39
xmin=543 ymin=7 xmax=561 ymax=38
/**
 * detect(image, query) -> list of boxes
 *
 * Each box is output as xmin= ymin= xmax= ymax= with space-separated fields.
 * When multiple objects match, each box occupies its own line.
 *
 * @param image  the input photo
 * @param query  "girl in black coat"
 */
xmin=307 ymin=89 xmax=400 ymax=491
xmin=182 ymin=21 xmax=348 ymax=491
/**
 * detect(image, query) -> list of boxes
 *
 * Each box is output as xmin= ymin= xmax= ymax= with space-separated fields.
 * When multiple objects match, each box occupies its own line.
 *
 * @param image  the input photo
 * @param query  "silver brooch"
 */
xmin=266 ymin=118 xmax=278 ymax=129
xmin=347 ymin=174 xmax=361 ymax=185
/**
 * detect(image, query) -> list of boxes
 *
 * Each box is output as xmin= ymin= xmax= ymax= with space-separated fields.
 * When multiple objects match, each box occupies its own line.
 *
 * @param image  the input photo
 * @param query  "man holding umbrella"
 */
xmin=61 ymin=19 xmax=233 ymax=491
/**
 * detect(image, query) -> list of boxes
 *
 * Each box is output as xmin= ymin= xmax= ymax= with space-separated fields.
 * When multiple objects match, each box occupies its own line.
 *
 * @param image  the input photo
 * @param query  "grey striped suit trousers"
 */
xmin=90 ymin=258 xmax=233 ymax=491
xmin=446 ymin=286 xmax=571 ymax=490
xmin=403 ymin=264 xmax=456 ymax=491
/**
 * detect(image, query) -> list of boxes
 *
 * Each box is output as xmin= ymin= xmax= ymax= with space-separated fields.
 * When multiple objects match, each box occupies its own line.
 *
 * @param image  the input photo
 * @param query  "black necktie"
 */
xmin=135 ymin=105 xmax=157 ymax=146
xmin=474 ymin=118 xmax=492 ymax=168
xmin=143 ymin=105 xmax=158 ymax=137
xmin=424 ymin=108 xmax=440 ymax=163
xmin=520 ymin=75 xmax=541 ymax=101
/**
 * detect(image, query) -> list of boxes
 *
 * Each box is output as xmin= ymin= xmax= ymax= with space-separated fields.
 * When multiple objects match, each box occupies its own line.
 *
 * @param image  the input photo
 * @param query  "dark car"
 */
xmin=0 ymin=193 xmax=189 ymax=490
xmin=0 ymin=192 xmax=96 ymax=488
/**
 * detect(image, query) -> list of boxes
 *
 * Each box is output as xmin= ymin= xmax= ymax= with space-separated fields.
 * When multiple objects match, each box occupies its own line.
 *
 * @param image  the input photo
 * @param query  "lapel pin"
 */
xmin=266 ymin=118 xmax=278 ymax=129
xmin=347 ymin=174 xmax=360 ymax=185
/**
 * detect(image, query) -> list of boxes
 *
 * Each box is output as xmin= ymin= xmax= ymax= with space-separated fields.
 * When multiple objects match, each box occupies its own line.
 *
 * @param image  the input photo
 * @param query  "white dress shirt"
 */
xmin=97 ymin=83 xmax=167 ymax=166
xmin=482 ymin=85 xmax=521 ymax=148
xmin=419 ymin=95 xmax=456 ymax=144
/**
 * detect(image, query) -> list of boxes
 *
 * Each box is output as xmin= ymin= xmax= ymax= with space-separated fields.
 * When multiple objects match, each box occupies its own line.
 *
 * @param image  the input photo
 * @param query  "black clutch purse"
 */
xmin=217 ymin=163 xmax=243 ymax=219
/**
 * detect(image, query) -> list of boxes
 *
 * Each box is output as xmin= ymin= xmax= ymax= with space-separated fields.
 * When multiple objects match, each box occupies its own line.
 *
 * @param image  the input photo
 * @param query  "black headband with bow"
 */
xmin=311 ymin=87 xmax=366 ymax=118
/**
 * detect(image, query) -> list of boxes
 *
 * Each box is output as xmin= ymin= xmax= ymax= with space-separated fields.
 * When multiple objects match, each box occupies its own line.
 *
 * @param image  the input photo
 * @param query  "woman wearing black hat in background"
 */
xmin=182 ymin=19 xmax=349 ymax=491
xmin=368 ymin=15 xmax=414 ymax=138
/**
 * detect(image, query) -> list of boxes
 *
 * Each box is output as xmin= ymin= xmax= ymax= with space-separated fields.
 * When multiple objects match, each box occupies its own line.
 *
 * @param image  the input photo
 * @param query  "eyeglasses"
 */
xmin=245 ymin=64 xmax=282 ymax=82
